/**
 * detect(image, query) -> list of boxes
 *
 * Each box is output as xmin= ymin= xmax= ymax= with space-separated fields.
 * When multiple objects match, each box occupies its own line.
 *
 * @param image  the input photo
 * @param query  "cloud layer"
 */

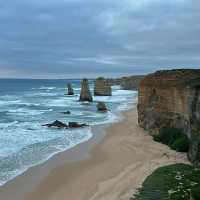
xmin=0 ymin=0 xmax=199 ymax=78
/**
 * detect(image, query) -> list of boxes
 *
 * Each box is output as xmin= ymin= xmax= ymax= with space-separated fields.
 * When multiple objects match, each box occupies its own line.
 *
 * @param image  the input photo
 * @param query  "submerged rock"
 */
xmin=79 ymin=79 xmax=93 ymax=102
xmin=94 ymin=77 xmax=112 ymax=96
xmin=68 ymin=122 xmax=88 ymax=128
xmin=62 ymin=111 xmax=71 ymax=114
xmin=67 ymin=83 xmax=74 ymax=95
xmin=43 ymin=120 xmax=68 ymax=128
xmin=97 ymin=102 xmax=107 ymax=112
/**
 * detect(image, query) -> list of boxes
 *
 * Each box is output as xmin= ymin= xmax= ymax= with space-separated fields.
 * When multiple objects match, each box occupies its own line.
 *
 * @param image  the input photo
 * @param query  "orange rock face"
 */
xmin=137 ymin=69 xmax=200 ymax=163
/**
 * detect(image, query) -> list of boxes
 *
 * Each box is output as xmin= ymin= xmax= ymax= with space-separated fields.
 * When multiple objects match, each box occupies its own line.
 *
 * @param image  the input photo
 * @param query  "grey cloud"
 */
xmin=0 ymin=0 xmax=199 ymax=78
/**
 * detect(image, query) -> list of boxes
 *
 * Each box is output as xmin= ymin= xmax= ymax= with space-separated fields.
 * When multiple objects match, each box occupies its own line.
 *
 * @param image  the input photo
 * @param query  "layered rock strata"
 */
xmin=94 ymin=77 xmax=112 ymax=96
xmin=120 ymin=75 xmax=144 ymax=90
xmin=137 ymin=69 xmax=200 ymax=164
xmin=79 ymin=79 xmax=93 ymax=102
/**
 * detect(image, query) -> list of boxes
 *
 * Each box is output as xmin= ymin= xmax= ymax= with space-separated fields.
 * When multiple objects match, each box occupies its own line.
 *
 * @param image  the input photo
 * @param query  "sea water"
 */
xmin=0 ymin=79 xmax=137 ymax=185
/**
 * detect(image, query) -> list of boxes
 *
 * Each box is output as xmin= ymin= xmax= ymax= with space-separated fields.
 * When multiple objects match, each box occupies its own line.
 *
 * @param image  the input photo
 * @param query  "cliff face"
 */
xmin=94 ymin=77 xmax=112 ymax=96
xmin=120 ymin=75 xmax=145 ymax=90
xmin=137 ymin=69 xmax=200 ymax=164
xmin=106 ymin=75 xmax=144 ymax=90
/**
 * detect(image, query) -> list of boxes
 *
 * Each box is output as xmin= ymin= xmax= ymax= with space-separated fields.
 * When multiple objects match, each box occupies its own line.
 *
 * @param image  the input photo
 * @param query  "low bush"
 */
xmin=191 ymin=185 xmax=200 ymax=200
xmin=131 ymin=164 xmax=200 ymax=200
xmin=153 ymin=127 xmax=189 ymax=152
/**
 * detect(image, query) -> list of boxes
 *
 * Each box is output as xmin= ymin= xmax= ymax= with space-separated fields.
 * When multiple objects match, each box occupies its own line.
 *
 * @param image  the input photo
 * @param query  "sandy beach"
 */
xmin=0 ymin=108 xmax=189 ymax=200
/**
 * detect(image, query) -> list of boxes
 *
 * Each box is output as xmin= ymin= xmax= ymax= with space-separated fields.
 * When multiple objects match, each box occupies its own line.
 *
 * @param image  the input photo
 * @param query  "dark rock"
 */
xmin=94 ymin=77 xmax=112 ymax=96
xmin=68 ymin=122 xmax=88 ymax=128
xmin=79 ymin=79 xmax=93 ymax=102
xmin=43 ymin=120 xmax=68 ymax=128
xmin=97 ymin=101 xmax=107 ymax=112
xmin=67 ymin=83 xmax=74 ymax=95
xmin=62 ymin=111 xmax=71 ymax=114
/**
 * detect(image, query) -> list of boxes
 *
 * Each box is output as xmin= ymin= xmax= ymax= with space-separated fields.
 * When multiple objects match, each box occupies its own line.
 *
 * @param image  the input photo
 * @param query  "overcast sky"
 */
xmin=0 ymin=0 xmax=200 ymax=78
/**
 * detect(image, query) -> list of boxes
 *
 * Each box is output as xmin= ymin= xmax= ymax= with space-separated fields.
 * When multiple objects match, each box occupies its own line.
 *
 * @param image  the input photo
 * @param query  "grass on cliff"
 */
xmin=130 ymin=164 xmax=200 ymax=200
xmin=153 ymin=128 xmax=189 ymax=152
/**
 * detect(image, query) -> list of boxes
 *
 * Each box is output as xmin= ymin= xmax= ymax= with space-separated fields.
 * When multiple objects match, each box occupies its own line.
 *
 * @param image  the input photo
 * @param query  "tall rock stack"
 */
xmin=67 ymin=83 xmax=74 ymax=95
xmin=137 ymin=69 xmax=200 ymax=164
xmin=94 ymin=77 xmax=112 ymax=96
xmin=79 ymin=79 xmax=93 ymax=102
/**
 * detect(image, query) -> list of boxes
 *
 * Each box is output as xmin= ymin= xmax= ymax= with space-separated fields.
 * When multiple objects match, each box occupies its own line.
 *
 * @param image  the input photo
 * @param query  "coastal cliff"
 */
xmin=137 ymin=69 xmax=200 ymax=164
xmin=120 ymin=75 xmax=144 ymax=90
xmin=106 ymin=75 xmax=144 ymax=90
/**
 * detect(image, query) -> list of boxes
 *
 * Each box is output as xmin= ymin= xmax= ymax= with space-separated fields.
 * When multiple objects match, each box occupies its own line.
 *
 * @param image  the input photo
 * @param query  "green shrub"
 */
xmin=153 ymin=128 xmax=189 ymax=152
xmin=191 ymin=185 xmax=200 ymax=200
xmin=131 ymin=164 xmax=200 ymax=200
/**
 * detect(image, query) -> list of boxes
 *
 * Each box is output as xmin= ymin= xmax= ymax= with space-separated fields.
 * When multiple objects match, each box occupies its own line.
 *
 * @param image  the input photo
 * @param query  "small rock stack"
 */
xmin=67 ymin=83 xmax=74 ymax=95
xmin=79 ymin=79 xmax=93 ymax=102
xmin=97 ymin=102 xmax=107 ymax=112
xmin=94 ymin=77 xmax=112 ymax=96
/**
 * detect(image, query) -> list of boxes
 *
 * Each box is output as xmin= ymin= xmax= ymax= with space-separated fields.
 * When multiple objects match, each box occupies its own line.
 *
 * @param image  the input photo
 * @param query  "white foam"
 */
xmin=0 ymin=127 xmax=93 ymax=186
xmin=8 ymin=108 xmax=51 ymax=116
xmin=0 ymin=83 xmax=138 ymax=186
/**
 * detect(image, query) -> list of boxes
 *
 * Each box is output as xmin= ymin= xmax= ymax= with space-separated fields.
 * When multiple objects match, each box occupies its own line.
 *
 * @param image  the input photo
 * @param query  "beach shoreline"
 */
xmin=0 ymin=107 xmax=189 ymax=200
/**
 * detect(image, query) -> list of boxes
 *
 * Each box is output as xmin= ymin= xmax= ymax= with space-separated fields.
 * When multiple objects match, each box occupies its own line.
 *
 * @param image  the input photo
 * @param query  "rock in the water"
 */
xmin=137 ymin=69 xmax=200 ymax=164
xmin=62 ymin=111 xmax=71 ymax=114
xmin=94 ymin=77 xmax=112 ymax=96
xmin=67 ymin=83 xmax=74 ymax=95
xmin=43 ymin=120 xmax=68 ymax=128
xmin=68 ymin=122 xmax=88 ymax=128
xmin=79 ymin=79 xmax=93 ymax=102
xmin=97 ymin=101 xmax=107 ymax=112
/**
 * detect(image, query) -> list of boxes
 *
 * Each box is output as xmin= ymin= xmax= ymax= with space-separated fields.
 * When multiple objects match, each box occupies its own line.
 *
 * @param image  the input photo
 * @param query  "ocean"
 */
xmin=0 ymin=79 xmax=137 ymax=185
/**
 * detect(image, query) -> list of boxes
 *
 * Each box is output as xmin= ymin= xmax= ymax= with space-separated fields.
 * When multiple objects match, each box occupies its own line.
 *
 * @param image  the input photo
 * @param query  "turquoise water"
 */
xmin=0 ymin=79 xmax=137 ymax=185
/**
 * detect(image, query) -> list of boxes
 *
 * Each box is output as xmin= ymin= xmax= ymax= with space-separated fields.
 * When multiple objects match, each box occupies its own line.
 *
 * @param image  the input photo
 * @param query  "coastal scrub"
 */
xmin=130 ymin=164 xmax=200 ymax=200
xmin=153 ymin=128 xmax=189 ymax=152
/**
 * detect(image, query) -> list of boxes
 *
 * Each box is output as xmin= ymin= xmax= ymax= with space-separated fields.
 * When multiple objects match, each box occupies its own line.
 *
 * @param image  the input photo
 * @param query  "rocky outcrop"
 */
xmin=137 ymin=69 xmax=200 ymax=164
xmin=94 ymin=77 xmax=112 ymax=96
xmin=79 ymin=79 xmax=93 ymax=102
xmin=43 ymin=120 xmax=68 ymax=128
xmin=120 ymin=75 xmax=144 ymax=90
xmin=67 ymin=83 xmax=74 ymax=95
xmin=97 ymin=102 xmax=107 ymax=112
xmin=68 ymin=122 xmax=88 ymax=128
xmin=43 ymin=121 xmax=88 ymax=129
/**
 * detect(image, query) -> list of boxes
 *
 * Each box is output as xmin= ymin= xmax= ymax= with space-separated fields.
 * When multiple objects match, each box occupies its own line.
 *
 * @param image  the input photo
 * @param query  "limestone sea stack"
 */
xmin=67 ymin=83 xmax=74 ymax=95
xmin=79 ymin=79 xmax=93 ymax=102
xmin=94 ymin=77 xmax=112 ymax=96
xmin=137 ymin=69 xmax=200 ymax=164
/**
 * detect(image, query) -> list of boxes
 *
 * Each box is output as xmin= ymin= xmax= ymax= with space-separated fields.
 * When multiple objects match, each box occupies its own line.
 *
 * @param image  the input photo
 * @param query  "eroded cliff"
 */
xmin=137 ymin=69 xmax=200 ymax=164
